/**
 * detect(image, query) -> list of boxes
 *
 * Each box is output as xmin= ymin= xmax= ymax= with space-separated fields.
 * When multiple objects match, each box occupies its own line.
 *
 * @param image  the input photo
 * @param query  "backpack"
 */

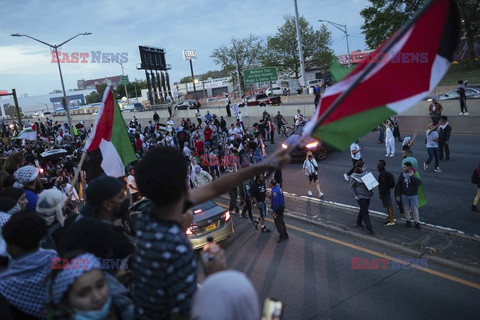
xmin=386 ymin=171 xmax=395 ymax=189
xmin=472 ymin=169 xmax=480 ymax=185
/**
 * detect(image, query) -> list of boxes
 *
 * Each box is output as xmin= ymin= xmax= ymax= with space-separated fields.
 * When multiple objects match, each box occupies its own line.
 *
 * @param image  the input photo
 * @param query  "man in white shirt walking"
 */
xmin=344 ymin=140 xmax=363 ymax=181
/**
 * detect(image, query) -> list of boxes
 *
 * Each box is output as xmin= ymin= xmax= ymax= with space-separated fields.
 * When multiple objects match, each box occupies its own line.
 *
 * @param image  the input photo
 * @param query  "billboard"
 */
xmin=139 ymin=46 xmax=167 ymax=70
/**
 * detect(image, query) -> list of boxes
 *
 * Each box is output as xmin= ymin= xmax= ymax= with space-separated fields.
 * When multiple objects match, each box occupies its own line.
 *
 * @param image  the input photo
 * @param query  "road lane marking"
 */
xmin=216 ymin=199 xmax=480 ymax=290
xmin=278 ymin=222 xmax=480 ymax=290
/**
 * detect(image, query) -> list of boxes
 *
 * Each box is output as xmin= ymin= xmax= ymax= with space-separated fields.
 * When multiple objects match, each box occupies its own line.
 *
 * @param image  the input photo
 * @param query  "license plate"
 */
xmin=205 ymin=223 xmax=217 ymax=232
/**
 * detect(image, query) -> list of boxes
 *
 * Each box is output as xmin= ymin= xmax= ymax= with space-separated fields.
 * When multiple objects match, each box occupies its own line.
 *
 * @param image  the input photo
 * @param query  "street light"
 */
xmin=318 ymin=20 xmax=351 ymax=67
xmin=109 ymin=59 xmax=128 ymax=100
xmin=11 ymin=32 xmax=92 ymax=133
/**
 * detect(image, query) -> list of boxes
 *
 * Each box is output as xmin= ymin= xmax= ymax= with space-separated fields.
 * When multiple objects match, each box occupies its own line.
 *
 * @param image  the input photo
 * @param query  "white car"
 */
xmin=308 ymin=79 xmax=323 ymax=87
xmin=265 ymin=87 xmax=284 ymax=96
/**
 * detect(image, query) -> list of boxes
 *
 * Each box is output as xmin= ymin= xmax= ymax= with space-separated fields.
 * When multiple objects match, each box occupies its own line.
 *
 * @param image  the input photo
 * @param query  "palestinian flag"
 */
xmin=84 ymin=86 xmax=137 ymax=177
xmin=12 ymin=127 xmax=36 ymax=141
xmin=304 ymin=0 xmax=460 ymax=150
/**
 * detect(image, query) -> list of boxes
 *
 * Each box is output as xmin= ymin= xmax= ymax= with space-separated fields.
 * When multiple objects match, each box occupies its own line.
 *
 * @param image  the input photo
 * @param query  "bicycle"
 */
xmin=278 ymin=124 xmax=293 ymax=137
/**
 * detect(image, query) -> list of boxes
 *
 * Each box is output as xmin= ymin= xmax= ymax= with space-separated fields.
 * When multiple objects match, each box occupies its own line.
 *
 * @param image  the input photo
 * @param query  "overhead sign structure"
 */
xmin=243 ymin=67 xmax=278 ymax=84
xmin=183 ymin=49 xmax=197 ymax=60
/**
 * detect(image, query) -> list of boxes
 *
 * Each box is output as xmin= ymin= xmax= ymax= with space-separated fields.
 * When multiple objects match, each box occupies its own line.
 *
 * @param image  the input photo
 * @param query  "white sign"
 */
xmin=183 ymin=49 xmax=197 ymax=60
xmin=361 ymin=172 xmax=379 ymax=191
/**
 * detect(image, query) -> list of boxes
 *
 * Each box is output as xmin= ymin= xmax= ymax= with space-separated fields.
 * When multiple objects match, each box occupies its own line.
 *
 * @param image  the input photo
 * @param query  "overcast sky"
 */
xmin=0 ymin=0 xmax=368 ymax=96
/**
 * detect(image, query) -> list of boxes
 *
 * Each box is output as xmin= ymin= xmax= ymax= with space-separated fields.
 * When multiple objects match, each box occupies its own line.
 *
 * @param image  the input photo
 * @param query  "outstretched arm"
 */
xmin=189 ymin=148 xmax=291 ymax=205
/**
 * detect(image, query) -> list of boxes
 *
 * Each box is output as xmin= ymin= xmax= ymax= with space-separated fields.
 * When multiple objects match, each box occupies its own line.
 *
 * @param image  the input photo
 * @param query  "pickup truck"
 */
xmin=246 ymin=93 xmax=281 ymax=107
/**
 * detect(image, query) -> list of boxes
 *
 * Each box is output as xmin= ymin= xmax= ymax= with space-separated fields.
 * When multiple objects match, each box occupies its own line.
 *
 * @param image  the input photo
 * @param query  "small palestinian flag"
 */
xmin=13 ymin=127 xmax=37 ymax=141
xmin=304 ymin=0 xmax=460 ymax=150
xmin=84 ymin=86 xmax=137 ymax=177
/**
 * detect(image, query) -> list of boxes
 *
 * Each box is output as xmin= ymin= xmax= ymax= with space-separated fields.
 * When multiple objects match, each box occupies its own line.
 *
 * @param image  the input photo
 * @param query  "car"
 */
xmin=281 ymin=123 xmax=329 ymax=161
xmin=133 ymin=103 xmax=144 ymax=111
xmin=428 ymin=87 xmax=480 ymax=101
xmin=265 ymin=87 xmax=284 ymax=96
xmin=175 ymin=99 xmax=201 ymax=110
xmin=204 ymin=97 xmax=221 ymax=102
xmin=247 ymin=93 xmax=281 ymax=107
xmin=308 ymin=79 xmax=323 ymax=87
xmin=121 ymin=104 xmax=135 ymax=112
xmin=123 ymin=199 xmax=233 ymax=249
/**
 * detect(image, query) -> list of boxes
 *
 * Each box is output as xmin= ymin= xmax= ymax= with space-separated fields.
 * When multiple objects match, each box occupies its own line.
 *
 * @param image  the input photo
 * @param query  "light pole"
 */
xmin=134 ymin=78 xmax=139 ymax=103
xmin=294 ymin=0 xmax=307 ymax=91
xmin=318 ymin=20 xmax=351 ymax=67
xmin=11 ymin=32 xmax=91 ymax=133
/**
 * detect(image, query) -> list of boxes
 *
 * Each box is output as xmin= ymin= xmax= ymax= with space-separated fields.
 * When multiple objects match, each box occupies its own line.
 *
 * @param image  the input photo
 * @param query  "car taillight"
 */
xmin=221 ymin=211 xmax=231 ymax=222
xmin=186 ymin=224 xmax=199 ymax=235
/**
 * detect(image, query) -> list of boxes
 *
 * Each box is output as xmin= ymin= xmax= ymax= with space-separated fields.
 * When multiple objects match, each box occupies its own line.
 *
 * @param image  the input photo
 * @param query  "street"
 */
xmin=213 ymin=214 xmax=480 ymax=319
xmin=276 ymin=130 xmax=480 ymax=236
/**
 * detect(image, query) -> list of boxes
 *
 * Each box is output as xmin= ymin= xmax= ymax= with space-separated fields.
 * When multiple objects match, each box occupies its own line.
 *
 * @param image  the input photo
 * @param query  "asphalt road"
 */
xmin=272 ymin=131 xmax=480 ymax=236
xmin=214 ymin=214 xmax=480 ymax=319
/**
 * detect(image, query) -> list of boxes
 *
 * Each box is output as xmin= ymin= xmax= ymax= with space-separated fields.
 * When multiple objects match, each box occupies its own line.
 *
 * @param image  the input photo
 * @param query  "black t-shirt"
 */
xmin=251 ymin=181 xmax=266 ymax=202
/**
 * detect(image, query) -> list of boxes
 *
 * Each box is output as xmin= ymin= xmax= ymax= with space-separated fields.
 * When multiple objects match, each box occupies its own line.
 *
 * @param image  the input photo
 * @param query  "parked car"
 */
xmin=428 ymin=87 xmax=480 ymax=101
xmin=133 ymin=103 xmax=144 ymax=111
xmin=204 ymin=97 xmax=221 ymax=102
xmin=281 ymin=123 xmax=329 ymax=161
xmin=307 ymin=79 xmax=323 ymax=87
xmin=265 ymin=87 xmax=284 ymax=96
xmin=247 ymin=93 xmax=281 ymax=107
xmin=175 ymin=99 xmax=201 ymax=110
xmin=120 ymin=104 xmax=135 ymax=112
xmin=123 ymin=199 xmax=233 ymax=249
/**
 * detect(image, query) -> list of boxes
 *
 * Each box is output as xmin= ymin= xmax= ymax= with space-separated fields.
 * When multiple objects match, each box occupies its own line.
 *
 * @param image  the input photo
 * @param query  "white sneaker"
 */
xmin=423 ymin=163 xmax=428 ymax=170
xmin=307 ymin=190 xmax=313 ymax=196
xmin=464 ymin=112 xmax=469 ymax=115
xmin=343 ymin=174 xmax=349 ymax=181
xmin=385 ymin=154 xmax=389 ymax=157
xmin=389 ymin=154 xmax=394 ymax=157
xmin=434 ymin=167 xmax=442 ymax=172
xmin=319 ymin=192 xmax=325 ymax=198
xmin=459 ymin=112 xmax=464 ymax=116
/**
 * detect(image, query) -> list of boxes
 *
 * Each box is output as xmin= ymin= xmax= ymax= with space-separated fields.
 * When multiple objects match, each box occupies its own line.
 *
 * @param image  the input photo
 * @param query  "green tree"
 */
xmin=179 ymin=76 xmax=193 ymax=84
xmin=211 ymin=34 xmax=265 ymax=94
xmin=360 ymin=0 xmax=480 ymax=68
xmin=4 ymin=104 xmax=21 ymax=117
xmin=85 ymin=91 xmax=101 ymax=104
xmin=263 ymin=15 xmax=333 ymax=79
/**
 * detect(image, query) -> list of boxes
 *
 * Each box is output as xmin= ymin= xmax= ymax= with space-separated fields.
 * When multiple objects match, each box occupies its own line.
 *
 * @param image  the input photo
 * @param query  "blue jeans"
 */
xmin=257 ymin=201 xmax=267 ymax=220
xmin=425 ymin=147 xmax=439 ymax=169
xmin=401 ymin=194 xmax=419 ymax=223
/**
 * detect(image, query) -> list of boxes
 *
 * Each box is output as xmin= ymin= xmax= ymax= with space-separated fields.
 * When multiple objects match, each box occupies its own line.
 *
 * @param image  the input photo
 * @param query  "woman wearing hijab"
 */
xmin=191 ymin=270 xmax=259 ymax=320
xmin=13 ymin=165 xmax=42 ymax=212
xmin=48 ymin=252 xmax=134 ymax=320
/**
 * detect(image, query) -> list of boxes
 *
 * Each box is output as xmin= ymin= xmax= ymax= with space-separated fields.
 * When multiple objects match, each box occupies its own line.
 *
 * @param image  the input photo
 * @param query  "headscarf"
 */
xmin=0 ymin=248 xmax=57 ymax=318
xmin=36 ymin=188 xmax=68 ymax=226
xmin=13 ymin=165 xmax=39 ymax=188
xmin=191 ymin=270 xmax=260 ymax=320
xmin=50 ymin=253 xmax=102 ymax=305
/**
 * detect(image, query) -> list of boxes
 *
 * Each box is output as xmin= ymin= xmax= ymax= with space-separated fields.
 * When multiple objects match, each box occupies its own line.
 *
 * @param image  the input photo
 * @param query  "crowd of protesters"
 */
xmin=0 ymin=106 xmax=291 ymax=319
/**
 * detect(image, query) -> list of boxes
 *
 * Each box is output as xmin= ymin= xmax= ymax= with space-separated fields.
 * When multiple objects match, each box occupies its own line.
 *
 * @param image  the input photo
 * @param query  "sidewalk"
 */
xmin=215 ymin=194 xmax=480 ymax=277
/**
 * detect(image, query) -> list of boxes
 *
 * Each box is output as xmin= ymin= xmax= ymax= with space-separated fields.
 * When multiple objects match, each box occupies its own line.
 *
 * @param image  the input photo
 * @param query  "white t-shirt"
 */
xmin=127 ymin=175 xmax=138 ymax=194
xmin=385 ymin=126 xmax=394 ymax=140
xmin=350 ymin=143 xmax=362 ymax=160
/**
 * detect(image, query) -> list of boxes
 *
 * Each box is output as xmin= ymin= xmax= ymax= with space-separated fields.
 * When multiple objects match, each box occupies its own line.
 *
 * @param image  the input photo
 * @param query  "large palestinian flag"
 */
xmin=84 ymin=86 xmax=137 ymax=177
xmin=304 ymin=0 xmax=460 ymax=150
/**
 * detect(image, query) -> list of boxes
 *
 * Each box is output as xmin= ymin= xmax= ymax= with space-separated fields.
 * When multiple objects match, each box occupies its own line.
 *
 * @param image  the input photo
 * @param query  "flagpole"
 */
xmin=68 ymin=152 xmax=87 ymax=196
xmin=309 ymin=0 xmax=438 ymax=134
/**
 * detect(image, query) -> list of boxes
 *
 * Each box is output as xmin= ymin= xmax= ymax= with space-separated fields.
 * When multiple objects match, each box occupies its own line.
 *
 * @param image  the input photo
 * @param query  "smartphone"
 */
xmin=261 ymin=297 xmax=283 ymax=320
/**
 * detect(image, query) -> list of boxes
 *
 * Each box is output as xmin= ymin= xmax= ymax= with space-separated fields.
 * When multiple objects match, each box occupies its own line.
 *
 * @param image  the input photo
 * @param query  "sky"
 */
xmin=0 ymin=0 xmax=369 ymax=97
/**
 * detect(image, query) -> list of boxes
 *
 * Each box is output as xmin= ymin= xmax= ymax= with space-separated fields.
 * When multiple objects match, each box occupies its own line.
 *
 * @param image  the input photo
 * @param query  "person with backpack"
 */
xmin=377 ymin=160 xmax=396 ymax=226
xmin=471 ymin=162 xmax=480 ymax=212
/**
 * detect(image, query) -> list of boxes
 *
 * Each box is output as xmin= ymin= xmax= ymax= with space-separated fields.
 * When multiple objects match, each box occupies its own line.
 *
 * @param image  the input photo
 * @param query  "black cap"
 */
xmin=81 ymin=175 xmax=124 ymax=216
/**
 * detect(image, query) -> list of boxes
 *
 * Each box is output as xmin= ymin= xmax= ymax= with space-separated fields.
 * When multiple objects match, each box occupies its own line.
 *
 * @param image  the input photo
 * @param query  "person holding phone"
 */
xmin=303 ymin=151 xmax=324 ymax=198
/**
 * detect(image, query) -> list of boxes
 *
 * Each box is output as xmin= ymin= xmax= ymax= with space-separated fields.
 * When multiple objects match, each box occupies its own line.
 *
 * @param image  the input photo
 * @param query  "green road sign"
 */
xmin=243 ymin=67 xmax=278 ymax=84
xmin=121 ymin=75 xmax=129 ymax=85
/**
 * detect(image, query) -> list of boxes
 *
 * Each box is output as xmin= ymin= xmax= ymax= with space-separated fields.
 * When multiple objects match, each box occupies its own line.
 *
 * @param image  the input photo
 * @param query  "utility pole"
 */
xmin=294 ymin=0 xmax=307 ymax=91
xmin=12 ymin=89 xmax=22 ymax=128
xmin=189 ymin=60 xmax=197 ymax=100
xmin=319 ymin=19 xmax=351 ymax=67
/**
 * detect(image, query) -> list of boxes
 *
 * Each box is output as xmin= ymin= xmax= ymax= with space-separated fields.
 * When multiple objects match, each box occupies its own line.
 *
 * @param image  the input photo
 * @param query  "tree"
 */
xmin=211 ymin=34 xmax=265 ymax=95
xmin=263 ymin=15 xmax=333 ymax=79
xmin=179 ymin=76 xmax=193 ymax=84
xmin=361 ymin=0 xmax=480 ymax=68
xmin=85 ymin=91 xmax=101 ymax=104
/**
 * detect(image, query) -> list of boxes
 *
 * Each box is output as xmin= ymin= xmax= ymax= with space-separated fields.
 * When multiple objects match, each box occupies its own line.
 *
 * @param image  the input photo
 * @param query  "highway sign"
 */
xmin=243 ymin=67 xmax=278 ymax=84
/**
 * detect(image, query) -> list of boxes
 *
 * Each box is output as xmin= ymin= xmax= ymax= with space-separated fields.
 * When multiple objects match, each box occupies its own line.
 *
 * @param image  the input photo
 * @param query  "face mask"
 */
xmin=114 ymin=197 xmax=130 ymax=219
xmin=73 ymin=296 xmax=111 ymax=320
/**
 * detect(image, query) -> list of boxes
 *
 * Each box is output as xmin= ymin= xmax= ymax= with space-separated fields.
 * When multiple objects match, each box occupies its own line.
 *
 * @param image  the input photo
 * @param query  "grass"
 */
xmin=438 ymin=61 xmax=480 ymax=86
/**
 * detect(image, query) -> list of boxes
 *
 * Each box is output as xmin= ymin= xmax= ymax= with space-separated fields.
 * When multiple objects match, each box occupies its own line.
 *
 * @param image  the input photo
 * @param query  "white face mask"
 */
xmin=73 ymin=296 xmax=111 ymax=320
